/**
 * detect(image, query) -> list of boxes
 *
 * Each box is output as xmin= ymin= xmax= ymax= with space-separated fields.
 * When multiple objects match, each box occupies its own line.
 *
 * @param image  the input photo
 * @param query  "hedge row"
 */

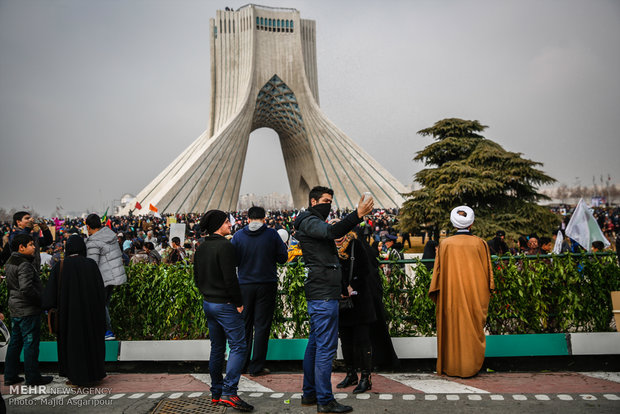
xmin=1 ymin=253 xmax=619 ymax=341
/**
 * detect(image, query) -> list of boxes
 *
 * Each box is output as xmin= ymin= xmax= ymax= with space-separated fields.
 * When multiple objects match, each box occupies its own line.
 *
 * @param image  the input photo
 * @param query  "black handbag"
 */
xmin=339 ymin=242 xmax=355 ymax=311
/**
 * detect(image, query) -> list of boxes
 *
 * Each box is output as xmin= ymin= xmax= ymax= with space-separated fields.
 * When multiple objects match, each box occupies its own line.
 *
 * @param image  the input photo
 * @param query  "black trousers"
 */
xmin=339 ymin=324 xmax=371 ymax=349
xmin=240 ymin=282 xmax=277 ymax=374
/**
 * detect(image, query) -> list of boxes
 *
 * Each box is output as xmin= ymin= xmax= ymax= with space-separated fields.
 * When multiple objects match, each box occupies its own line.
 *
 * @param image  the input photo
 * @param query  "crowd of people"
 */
xmin=0 ymin=199 xmax=618 ymax=413
xmin=0 ymin=208 xmax=405 ymax=270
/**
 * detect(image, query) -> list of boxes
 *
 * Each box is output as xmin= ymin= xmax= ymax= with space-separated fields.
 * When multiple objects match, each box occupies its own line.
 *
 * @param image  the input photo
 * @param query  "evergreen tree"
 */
xmin=399 ymin=118 xmax=559 ymax=240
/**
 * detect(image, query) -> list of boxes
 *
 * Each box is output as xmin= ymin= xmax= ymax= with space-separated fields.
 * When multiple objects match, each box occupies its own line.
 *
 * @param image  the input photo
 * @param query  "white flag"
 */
xmin=229 ymin=213 xmax=235 ymax=226
xmin=553 ymin=230 xmax=564 ymax=254
xmin=565 ymin=198 xmax=610 ymax=251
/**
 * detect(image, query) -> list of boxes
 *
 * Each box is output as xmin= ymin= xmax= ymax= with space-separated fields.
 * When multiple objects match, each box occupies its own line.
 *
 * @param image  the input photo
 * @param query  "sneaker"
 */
xmin=219 ymin=395 xmax=254 ymax=412
xmin=301 ymin=394 xmax=317 ymax=406
xmin=105 ymin=330 xmax=116 ymax=341
xmin=25 ymin=376 xmax=54 ymax=386
xmin=317 ymin=399 xmax=353 ymax=413
xmin=211 ymin=393 xmax=221 ymax=404
xmin=4 ymin=376 xmax=24 ymax=386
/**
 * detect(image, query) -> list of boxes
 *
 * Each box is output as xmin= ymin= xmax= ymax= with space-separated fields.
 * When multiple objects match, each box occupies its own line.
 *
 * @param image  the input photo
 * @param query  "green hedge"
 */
xmin=1 ymin=253 xmax=618 ymax=340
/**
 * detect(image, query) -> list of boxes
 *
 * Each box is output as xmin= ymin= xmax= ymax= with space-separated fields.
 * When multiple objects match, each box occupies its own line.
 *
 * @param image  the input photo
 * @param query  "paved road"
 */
xmin=3 ymin=371 xmax=619 ymax=413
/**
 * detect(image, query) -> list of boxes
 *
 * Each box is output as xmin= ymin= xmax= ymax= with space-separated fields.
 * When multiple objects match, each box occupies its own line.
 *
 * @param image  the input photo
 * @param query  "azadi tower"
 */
xmin=131 ymin=4 xmax=407 ymax=213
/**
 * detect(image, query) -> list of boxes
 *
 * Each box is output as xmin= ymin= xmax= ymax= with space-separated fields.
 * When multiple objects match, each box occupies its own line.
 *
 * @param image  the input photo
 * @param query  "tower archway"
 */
xmin=128 ymin=5 xmax=406 ymax=213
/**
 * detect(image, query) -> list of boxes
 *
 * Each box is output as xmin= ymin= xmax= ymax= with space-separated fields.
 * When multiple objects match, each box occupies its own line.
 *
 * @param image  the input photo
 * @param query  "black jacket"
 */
xmin=293 ymin=207 xmax=362 ymax=300
xmin=5 ymin=252 xmax=42 ymax=317
xmin=193 ymin=234 xmax=242 ymax=306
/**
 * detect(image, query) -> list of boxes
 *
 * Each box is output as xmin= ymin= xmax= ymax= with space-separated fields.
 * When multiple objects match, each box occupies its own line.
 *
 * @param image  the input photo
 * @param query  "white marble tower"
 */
xmin=131 ymin=4 xmax=407 ymax=213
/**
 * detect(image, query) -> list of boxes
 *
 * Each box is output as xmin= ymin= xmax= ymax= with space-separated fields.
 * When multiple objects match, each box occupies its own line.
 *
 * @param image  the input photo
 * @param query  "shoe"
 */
xmin=317 ymin=399 xmax=353 ymax=413
xmin=301 ymin=394 xmax=317 ymax=406
xmin=219 ymin=395 xmax=254 ymax=412
xmin=105 ymin=330 xmax=116 ymax=340
xmin=336 ymin=370 xmax=358 ymax=388
xmin=249 ymin=368 xmax=271 ymax=377
xmin=4 ymin=376 xmax=24 ymax=386
xmin=26 ymin=376 xmax=53 ymax=386
xmin=352 ymin=375 xmax=371 ymax=393
xmin=211 ymin=393 xmax=221 ymax=404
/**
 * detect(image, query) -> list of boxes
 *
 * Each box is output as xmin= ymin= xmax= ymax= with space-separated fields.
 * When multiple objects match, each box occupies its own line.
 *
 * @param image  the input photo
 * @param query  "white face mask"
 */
xmin=248 ymin=222 xmax=263 ymax=231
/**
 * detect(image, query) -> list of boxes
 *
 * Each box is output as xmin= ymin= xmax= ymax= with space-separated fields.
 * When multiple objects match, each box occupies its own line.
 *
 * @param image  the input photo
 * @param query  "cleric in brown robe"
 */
xmin=429 ymin=206 xmax=494 ymax=378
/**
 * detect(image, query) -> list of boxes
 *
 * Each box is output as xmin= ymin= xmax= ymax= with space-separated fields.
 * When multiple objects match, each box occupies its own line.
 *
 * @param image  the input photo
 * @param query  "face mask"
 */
xmin=313 ymin=203 xmax=332 ymax=219
xmin=248 ymin=222 xmax=263 ymax=231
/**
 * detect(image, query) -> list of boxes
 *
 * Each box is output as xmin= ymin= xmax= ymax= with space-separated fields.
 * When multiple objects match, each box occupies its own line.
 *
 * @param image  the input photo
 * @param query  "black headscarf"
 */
xmin=65 ymin=234 xmax=87 ymax=257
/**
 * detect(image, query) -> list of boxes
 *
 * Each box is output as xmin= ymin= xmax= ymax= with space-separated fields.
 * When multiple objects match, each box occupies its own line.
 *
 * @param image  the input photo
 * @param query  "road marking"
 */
xmin=193 ymin=373 xmax=273 ymax=392
xmin=446 ymin=395 xmax=459 ymax=401
xmin=334 ymin=393 xmax=348 ymax=399
xmin=535 ymin=394 xmax=550 ymax=401
xmin=91 ymin=394 xmax=107 ymax=399
xmin=468 ymin=395 xmax=482 ymax=400
xmin=290 ymin=393 xmax=302 ymax=399
xmin=383 ymin=373 xmax=489 ymax=394
xmin=557 ymin=394 xmax=573 ymax=401
xmin=402 ymin=395 xmax=416 ymax=400
xmin=71 ymin=394 xmax=89 ymax=400
xmin=356 ymin=393 xmax=370 ymax=399
xmin=148 ymin=393 xmax=164 ymax=399
xmin=379 ymin=394 xmax=392 ymax=400
xmin=490 ymin=395 xmax=504 ymax=401
xmin=603 ymin=394 xmax=620 ymax=400
xmin=187 ymin=392 xmax=203 ymax=398
xmin=248 ymin=392 xmax=263 ymax=397
xmin=425 ymin=395 xmax=438 ymax=401
xmin=52 ymin=395 xmax=69 ymax=400
xmin=128 ymin=393 xmax=145 ymax=399
xmin=109 ymin=393 xmax=126 ymax=399
xmin=270 ymin=393 xmax=284 ymax=398
xmin=580 ymin=394 xmax=597 ymax=400
xmin=513 ymin=395 xmax=527 ymax=401
xmin=32 ymin=395 xmax=49 ymax=400
xmin=14 ymin=395 xmax=32 ymax=400
xmin=581 ymin=372 xmax=620 ymax=383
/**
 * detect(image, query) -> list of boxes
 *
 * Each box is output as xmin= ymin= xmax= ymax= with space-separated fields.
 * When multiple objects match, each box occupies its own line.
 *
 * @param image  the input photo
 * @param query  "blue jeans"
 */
xmin=302 ymin=299 xmax=339 ymax=405
xmin=4 ymin=314 xmax=42 ymax=383
xmin=203 ymin=301 xmax=247 ymax=396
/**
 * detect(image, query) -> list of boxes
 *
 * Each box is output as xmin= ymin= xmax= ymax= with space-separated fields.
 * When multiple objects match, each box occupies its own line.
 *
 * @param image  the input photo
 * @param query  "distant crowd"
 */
xmin=1 ymin=205 xmax=618 ymax=269
xmin=0 ymin=209 xmax=404 ymax=268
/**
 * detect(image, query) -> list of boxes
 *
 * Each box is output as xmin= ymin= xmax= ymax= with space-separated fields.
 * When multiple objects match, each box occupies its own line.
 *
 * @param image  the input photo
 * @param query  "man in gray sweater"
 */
xmin=86 ymin=214 xmax=127 ymax=341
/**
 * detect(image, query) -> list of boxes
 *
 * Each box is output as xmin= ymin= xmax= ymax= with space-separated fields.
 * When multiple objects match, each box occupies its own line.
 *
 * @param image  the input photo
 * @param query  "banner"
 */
xmin=565 ymin=198 xmax=610 ymax=251
xmin=169 ymin=223 xmax=186 ymax=247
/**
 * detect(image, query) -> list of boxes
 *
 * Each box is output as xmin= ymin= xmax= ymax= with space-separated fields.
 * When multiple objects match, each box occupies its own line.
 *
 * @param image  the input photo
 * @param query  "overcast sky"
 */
xmin=1 ymin=0 xmax=619 ymax=215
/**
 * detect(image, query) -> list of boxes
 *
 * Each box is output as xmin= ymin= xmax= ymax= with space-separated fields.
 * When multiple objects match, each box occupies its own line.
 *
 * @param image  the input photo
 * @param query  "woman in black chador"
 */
xmin=43 ymin=234 xmax=106 ymax=386
xmin=334 ymin=226 xmax=398 ymax=393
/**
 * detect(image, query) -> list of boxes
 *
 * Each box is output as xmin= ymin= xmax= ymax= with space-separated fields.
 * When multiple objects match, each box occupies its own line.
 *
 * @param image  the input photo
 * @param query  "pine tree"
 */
xmin=399 ymin=118 xmax=559 ymax=239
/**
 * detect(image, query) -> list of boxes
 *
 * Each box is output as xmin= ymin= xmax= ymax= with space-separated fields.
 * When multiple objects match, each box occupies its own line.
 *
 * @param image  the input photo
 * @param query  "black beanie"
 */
xmin=200 ymin=210 xmax=228 ymax=234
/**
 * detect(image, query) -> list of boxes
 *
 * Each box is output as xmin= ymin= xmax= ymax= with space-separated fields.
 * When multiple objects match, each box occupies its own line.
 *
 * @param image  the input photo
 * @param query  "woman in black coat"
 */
xmin=334 ymin=230 xmax=378 ymax=393
xmin=43 ymin=234 xmax=107 ymax=387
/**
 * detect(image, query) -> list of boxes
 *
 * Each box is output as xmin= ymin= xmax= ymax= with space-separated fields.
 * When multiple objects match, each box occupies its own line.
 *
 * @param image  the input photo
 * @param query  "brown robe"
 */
xmin=429 ymin=232 xmax=494 ymax=377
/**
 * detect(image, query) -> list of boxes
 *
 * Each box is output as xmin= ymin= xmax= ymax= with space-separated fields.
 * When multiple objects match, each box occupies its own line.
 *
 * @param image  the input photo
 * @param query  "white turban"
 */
xmin=450 ymin=206 xmax=475 ymax=229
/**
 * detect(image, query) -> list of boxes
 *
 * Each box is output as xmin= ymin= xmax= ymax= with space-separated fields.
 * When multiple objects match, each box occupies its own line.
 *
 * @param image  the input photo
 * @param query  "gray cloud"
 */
xmin=1 ymin=0 xmax=619 ymax=215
